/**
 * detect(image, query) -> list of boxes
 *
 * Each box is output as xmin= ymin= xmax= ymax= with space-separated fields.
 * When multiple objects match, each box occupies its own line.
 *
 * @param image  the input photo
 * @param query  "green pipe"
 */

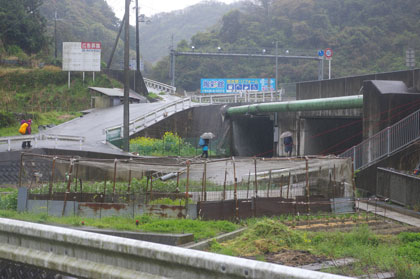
xmin=226 ymin=95 xmax=363 ymax=116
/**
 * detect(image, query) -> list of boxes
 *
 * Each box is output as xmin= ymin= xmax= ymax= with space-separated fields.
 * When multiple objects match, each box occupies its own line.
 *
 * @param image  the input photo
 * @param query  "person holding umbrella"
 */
xmin=199 ymin=132 xmax=215 ymax=158
xmin=280 ymin=131 xmax=293 ymax=157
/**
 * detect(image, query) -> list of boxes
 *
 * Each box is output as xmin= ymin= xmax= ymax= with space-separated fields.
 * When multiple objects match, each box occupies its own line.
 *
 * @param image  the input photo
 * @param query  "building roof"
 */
xmin=370 ymin=80 xmax=413 ymax=94
xmin=89 ymin=87 xmax=145 ymax=100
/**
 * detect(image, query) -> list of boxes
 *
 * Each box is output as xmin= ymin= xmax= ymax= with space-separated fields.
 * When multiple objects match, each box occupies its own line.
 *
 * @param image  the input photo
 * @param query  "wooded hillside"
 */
xmin=151 ymin=0 xmax=420 ymax=91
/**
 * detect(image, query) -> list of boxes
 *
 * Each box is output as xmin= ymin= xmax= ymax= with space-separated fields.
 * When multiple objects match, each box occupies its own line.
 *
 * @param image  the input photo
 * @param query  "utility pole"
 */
xmin=54 ymin=11 xmax=63 ymax=59
xmin=123 ymin=0 xmax=130 ymax=152
xmin=275 ymin=41 xmax=278 ymax=91
xmin=135 ymin=0 xmax=140 ymax=72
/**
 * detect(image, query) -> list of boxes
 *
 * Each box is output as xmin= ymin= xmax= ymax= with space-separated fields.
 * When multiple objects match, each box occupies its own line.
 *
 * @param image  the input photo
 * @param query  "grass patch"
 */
xmin=0 ymin=111 xmax=82 ymax=137
xmin=0 ymin=210 xmax=239 ymax=241
xmin=209 ymin=218 xmax=420 ymax=278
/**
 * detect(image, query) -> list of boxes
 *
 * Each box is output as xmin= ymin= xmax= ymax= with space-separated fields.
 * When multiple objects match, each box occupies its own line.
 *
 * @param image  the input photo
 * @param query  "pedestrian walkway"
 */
xmin=356 ymin=201 xmax=420 ymax=228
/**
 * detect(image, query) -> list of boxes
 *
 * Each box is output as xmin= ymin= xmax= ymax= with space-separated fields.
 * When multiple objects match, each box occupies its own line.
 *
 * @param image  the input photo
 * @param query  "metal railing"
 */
xmin=191 ymin=90 xmax=295 ymax=104
xmin=0 ymin=218 xmax=351 ymax=279
xmin=144 ymin=78 xmax=176 ymax=94
xmin=0 ymin=134 xmax=85 ymax=151
xmin=340 ymin=108 xmax=420 ymax=170
xmin=104 ymin=97 xmax=193 ymax=142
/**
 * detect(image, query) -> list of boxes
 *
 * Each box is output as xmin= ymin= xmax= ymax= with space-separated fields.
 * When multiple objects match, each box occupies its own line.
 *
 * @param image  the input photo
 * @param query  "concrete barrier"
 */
xmin=0 ymin=218 xmax=353 ymax=278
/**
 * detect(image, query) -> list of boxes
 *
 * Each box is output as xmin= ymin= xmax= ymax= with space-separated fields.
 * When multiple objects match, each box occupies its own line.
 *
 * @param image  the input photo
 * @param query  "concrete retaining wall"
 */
xmin=376 ymin=167 xmax=420 ymax=207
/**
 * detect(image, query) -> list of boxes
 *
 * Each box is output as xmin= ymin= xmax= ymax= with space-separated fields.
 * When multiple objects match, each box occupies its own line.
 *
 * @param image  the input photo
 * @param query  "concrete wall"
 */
xmin=296 ymin=69 xmax=420 ymax=119
xmin=134 ymin=105 xmax=232 ymax=156
xmin=376 ymin=168 xmax=420 ymax=207
xmin=362 ymin=80 xmax=420 ymax=138
xmin=355 ymin=141 xmax=420 ymax=195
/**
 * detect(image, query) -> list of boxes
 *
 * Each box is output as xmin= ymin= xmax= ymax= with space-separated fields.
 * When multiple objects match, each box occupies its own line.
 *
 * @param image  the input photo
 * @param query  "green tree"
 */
xmin=0 ymin=0 xmax=48 ymax=54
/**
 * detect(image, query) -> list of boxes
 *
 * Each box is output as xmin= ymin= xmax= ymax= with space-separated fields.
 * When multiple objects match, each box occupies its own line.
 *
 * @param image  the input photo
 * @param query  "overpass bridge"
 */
xmin=0 ymin=217 xmax=350 ymax=279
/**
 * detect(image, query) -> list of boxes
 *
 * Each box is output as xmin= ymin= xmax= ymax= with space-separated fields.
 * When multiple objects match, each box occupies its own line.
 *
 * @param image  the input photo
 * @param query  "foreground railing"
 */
xmin=104 ymin=97 xmax=193 ymax=142
xmin=0 ymin=134 xmax=85 ymax=151
xmin=0 ymin=218 xmax=351 ymax=279
xmin=340 ymin=109 xmax=420 ymax=170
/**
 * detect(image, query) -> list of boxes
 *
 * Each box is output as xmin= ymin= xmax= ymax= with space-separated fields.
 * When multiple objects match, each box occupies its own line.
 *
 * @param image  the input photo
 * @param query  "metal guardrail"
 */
xmin=0 ymin=218 xmax=352 ymax=279
xmin=340 ymin=109 xmax=420 ymax=170
xmin=191 ymin=90 xmax=293 ymax=104
xmin=0 ymin=134 xmax=85 ymax=151
xmin=144 ymin=78 xmax=176 ymax=94
xmin=104 ymin=98 xmax=193 ymax=142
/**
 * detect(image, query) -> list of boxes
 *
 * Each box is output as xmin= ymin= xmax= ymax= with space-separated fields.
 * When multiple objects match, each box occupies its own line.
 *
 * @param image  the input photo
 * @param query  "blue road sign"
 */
xmin=201 ymin=78 xmax=275 ymax=93
xmin=318 ymin=50 xmax=324 ymax=57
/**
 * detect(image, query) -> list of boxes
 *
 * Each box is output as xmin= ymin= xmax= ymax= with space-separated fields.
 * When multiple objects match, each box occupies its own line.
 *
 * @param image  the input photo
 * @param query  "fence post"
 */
xmin=232 ymin=157 xmax=238 ymax=220
xmin=154 ymin=112 xmax=157 ymax=123
xmin=7 ymin=139 xmax=10 ymax=151
xmin=49 ymin=157 xmax=57 ymax=200
xmin=62 ymin=159 xmax=75 ymax=216
xmin=353 ymin=147 xmax=357 ymax=171
xmin=18 ymin=153 xmax=25 ymax=188
xmin=280 ymin=175 xmax=283 ymax=198
xmin=79 ymin=139 xmax=82 ymax=150
xmin=254 ymin=158 xmax=258 ymax=197
xmin=387 ymin=127 xmax=390 ymax=155
xmin=189 ymin=98 xmax=191 ymax=107
xmin=287 ymin=171 xmax=291 ymax=199
xmin=186 ymin=161 xmax=190 ymax=204
xmin=35 ymin=137 xmax=37 ymax=148
xmin=267 ymin=170 xmax=272 ymax=198
xmin=305 ymin=157 xmax=310 ymax=215
xmin=223 ymin=162 xmax=227 ymax=200
xmin=332 ymin=165 xmax=336 ymax=213
xmin=271 ymin=91 xmax=273 ymax=102
xmin=112 ymin=159 xmax=118 ymax=203
xmin=55 ymin=137 xmax=58 ymax=149
xmin=202 ymin=161 xmax=207 ymax=201
xmin=247 ymin=171 xmax=250 ymax=199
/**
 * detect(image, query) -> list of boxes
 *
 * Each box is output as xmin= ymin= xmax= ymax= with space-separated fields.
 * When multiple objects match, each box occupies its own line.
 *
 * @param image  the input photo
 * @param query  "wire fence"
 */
xmin=18 ymin=154 xmax=355 ymax=219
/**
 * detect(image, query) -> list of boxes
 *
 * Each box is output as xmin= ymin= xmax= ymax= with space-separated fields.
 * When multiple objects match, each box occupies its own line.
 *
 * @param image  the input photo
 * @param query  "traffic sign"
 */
xmin=325 ymin=48 xmax=333 ymax=59
xmin=318 ymin=50 xmax=324 ymax=57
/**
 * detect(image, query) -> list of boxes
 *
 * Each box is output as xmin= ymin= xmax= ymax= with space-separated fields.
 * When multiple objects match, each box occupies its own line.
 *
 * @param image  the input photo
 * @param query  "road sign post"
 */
xmin=325 ymin=48 xmax=333 ymax=79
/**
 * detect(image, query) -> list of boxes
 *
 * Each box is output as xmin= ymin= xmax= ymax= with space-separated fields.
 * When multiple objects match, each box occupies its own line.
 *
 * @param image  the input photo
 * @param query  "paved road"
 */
xmin=1 ymin=94 xmax=184 ymax=154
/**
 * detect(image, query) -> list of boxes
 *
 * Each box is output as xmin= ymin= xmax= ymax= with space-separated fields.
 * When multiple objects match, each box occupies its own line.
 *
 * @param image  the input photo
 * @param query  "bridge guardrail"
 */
xmin=144 ymin=78 xmax=176 ymax=94
xmin=104 ymin=97 xmax=193 ymax=142
xmin=340 ymin=108 xmax=420 ymax=170
xmin=191 ymin=90 xmax=293 ymax=104
xmin=0 ymin=134 xmax=85 ymax=151
xmin=0 ymin=218 xmax=352 ymax=279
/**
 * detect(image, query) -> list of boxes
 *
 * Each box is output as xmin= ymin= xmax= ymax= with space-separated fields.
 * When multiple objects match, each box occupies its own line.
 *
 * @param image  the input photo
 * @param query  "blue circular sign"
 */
xmin=318 ymin=50 xmax=324 ymax=57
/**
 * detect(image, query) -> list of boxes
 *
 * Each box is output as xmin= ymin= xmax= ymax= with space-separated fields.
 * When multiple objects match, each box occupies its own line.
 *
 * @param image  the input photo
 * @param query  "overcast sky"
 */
xmin=106 ymin=0 xmax=239 ymax=23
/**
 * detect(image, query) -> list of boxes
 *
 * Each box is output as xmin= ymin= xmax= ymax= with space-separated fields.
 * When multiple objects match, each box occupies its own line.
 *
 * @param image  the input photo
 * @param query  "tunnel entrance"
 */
xmin=231 ymin=115 xmax=274 ymax=157
xmin=302 ymin=117 xmax=362 ymax=155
